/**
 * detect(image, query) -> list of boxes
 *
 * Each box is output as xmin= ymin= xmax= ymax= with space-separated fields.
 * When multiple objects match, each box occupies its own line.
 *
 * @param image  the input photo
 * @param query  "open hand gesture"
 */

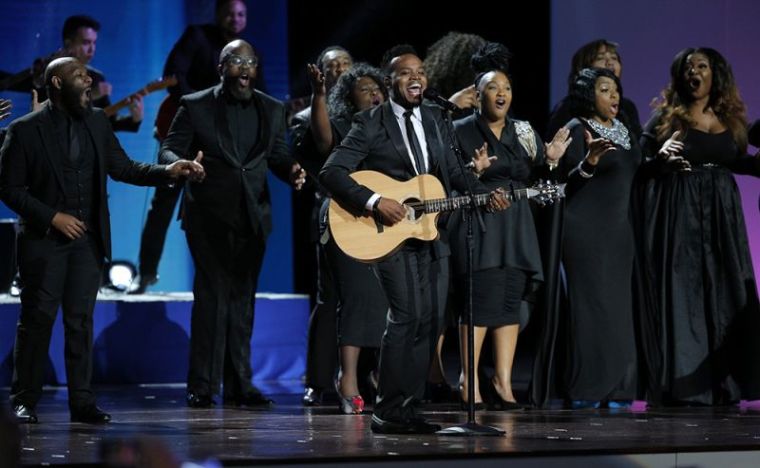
xmin=306 ymin=64 xmax=326 ymax=96
xmin=166 ymin=150 xmax=206 ymax=181
xmin=584 ymin=130 xmax=615 ymax=166
xmin=545 ymin=126 xmax=572 ymax=164
xmin=471 ymin=142 xmax=496 ymax=175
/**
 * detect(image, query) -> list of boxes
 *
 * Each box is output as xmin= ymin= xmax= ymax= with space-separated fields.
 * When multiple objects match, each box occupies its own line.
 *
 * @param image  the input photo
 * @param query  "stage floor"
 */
xmin=5 ymin=386 xmax=760 ymax=467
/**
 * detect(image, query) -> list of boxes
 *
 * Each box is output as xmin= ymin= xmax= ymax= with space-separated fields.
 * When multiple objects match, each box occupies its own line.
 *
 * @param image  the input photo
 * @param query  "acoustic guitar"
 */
xmin=103 ymin=76 xmax=177 ymax=117
xmin=328 ymin=170 xmax=565 ymax=262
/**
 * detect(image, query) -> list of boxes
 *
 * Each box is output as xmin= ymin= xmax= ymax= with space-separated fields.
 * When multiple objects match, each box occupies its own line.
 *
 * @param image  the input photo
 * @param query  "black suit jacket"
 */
xmin=319 ymin=101 xmax=486 ymax=257
xmin=0 ymin=103 xmax=170 ymax=259
xmin=160 ymin=85 xmax=294 ymax=238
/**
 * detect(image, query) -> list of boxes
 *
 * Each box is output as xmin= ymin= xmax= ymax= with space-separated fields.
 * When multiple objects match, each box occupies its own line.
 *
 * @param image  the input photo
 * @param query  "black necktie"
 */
xmin=68 ymin=119 xmax=80 ymax=165
xmin=403 ymin=110 xmax=426 ymax=174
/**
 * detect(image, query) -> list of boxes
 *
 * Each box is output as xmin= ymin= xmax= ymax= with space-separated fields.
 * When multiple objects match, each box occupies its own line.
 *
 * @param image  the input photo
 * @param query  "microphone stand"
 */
xmin=435 ymin=107 xmax=504 ymax=437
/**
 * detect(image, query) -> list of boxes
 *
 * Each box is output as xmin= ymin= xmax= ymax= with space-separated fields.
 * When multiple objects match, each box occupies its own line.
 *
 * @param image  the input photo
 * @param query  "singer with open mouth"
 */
xmin=637 ymin=47 xmax=760 ymax=407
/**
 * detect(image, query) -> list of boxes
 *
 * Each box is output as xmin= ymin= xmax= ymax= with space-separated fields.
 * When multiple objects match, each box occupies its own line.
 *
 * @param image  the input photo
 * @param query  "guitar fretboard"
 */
xmin=409 ymin=188 xmax=531 ymax=213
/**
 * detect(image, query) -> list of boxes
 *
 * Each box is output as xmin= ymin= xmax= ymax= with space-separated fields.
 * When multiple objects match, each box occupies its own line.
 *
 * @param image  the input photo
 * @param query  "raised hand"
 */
xmin=658 ymin=130 xmax=684 ymax=158
xmin=471 ymin=142 xmax=496 ymax=175
xmin=449 ymin=85 xmax=478 ymax=110
xmin=545 ymin=126 xmax=572 ymax=164
xmin=584 ymin=130 xmax=615 ymax=166
xmin=306 ymin=63 xmax=326 ymax=96
xmin=30 ymin=90 xmax=47 ymax=113
xmin=51 ymin=212 xmax=87 ymax=240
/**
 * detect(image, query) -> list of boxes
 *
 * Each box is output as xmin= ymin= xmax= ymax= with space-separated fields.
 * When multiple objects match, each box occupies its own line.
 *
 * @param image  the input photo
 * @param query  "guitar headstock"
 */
xmin=526 ymin=180 xmax=566 ymax=206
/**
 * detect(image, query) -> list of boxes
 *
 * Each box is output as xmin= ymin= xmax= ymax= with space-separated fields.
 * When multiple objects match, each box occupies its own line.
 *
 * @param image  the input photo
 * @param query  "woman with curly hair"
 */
xmin=424 ymin=31 xmax=487 ymax=115
xmin=547 ymin=39 xmax=642 ymax=140
xmin=298 ymin=62 xmax=389 ymax=414
xmin=449 ymin=42 xmax=572 ymax=410
xmin=637 ymin=47 xmax=760 ymax=406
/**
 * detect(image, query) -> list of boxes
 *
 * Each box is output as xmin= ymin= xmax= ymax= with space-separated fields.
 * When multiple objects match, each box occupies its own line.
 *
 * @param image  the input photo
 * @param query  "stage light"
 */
xmin=105 ymin=260 xmax=138 ymax=292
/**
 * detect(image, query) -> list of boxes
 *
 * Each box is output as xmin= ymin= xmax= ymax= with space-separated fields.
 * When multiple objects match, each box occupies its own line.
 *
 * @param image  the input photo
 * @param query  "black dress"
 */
xmin=449 ymin=114 xmax=545 ymax=327
xmin=560 ymin=118 xmax=641 ymax=401
xmin=637 ymin=119 xmax=760 ymax=405
xmin=310 ymin=116 xmax=388 ymax=348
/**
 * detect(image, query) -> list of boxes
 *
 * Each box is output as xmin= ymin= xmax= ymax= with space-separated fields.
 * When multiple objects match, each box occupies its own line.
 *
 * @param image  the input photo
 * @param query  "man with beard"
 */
xmin=134 ymin=0 xmax=249 ymax=293
xmin=0 ymin=57 xmax=205 ymax=424
xmin=320 ymin=45 xmax=510 ymax=434
xmin=160 ymin=39 xmax=305 ymax=409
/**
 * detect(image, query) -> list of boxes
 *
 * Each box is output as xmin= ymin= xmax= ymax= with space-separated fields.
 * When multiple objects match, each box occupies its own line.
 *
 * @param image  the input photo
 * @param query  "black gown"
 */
xmin=560 ymin=118 xmax=641 ymax=401
xmin=449 ymin=114 xmax=545 ymax=326
xmin=637 ymin=119 xmax=760 ymax=405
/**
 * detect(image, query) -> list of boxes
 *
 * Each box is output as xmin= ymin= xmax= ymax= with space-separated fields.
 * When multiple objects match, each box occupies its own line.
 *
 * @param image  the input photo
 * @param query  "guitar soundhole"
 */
xmin=403 ymin=198 xmax=424 ymax=222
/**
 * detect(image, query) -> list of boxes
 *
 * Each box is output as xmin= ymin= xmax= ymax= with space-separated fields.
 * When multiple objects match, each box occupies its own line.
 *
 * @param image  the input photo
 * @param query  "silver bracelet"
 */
xmin=577 ymin=161 xmax=594 ymax=178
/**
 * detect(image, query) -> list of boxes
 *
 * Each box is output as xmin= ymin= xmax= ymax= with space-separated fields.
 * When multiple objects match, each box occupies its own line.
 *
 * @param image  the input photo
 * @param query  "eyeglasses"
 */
xmin=225 ymin=54 xmax=258 ymax=67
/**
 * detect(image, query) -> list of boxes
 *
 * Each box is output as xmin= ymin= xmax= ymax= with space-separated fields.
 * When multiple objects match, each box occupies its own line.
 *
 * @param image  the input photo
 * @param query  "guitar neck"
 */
xmin=103 ymin=92 xmax=145 ymax=117
xmin=103 ymin=77 xmax=177 ymax=117
xmin=422 ymin=188 xmax=530 ymax=213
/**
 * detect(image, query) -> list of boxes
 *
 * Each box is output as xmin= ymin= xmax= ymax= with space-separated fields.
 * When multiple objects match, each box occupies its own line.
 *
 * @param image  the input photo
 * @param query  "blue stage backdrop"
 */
xmin=550 ymin=0 xmax=760 ymax=290
xmin=0 ymin=0 xmax=293 ymax=292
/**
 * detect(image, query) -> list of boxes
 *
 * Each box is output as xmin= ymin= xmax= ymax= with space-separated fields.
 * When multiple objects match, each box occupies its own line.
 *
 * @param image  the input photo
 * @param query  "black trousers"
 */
xmin=10 ymin=231 xmax=103 ymax=409
xmin=304 ymin=240 xmax=338 ymax=391
xmin=372 ymin=244 xmax=446 ymax=421
xmin=137 ymin=184 xmax=182 ymax=278
xmin=184 ymin=215 xmax=266 ymax=398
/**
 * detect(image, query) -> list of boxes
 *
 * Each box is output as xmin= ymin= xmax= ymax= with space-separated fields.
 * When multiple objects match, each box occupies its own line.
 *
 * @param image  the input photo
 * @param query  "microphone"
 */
xmin=748 ymin=119 xmax=760 ymax=148
xmin=423 ymin=87 xmax=460 ymax=113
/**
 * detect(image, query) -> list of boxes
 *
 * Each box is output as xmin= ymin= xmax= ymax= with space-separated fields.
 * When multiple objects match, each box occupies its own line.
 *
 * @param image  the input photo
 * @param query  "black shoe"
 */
xmin=186 ymin=392 xmax=215 ymax=408
xmin=370 ymin=414 xmax=441 ymax=434
xmin=224 ymin=391 xmax=273 ymax=407
xmin=13 ymin=404 xmax=38 ymax=424
xmin=129 ymin=274 xmax=157 ymax=294
xmin=302 ymin=387 xmax=322 ymax=406
xmin=70 ymin=405 xmax=111 ymax=424
xmin=488 ymin=397 xmax=525 ymax=411
xmin=459 ymin=400 xmax=486 ymax=411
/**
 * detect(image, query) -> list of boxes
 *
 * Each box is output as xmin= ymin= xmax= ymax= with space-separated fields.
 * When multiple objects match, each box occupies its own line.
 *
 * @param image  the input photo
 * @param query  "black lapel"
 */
xmin=475 ymin=115 xmax=522 ymax=161
xmin=381 ymin=102 xmax=416 ymax=176
xmin=212 ymin=85 xmax=242 ymax=167
xmin=36 ymin=104 xmax=66 ymax=192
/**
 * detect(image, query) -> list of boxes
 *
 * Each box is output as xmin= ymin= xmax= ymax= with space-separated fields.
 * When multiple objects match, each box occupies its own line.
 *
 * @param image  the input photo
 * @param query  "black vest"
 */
xmin=61 ymin=120 xmax=97 ymax=227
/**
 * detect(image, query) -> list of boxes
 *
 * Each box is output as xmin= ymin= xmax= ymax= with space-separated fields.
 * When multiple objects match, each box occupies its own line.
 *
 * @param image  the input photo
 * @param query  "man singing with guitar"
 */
xmin=320 ymin=45 xmax=510 ymax=435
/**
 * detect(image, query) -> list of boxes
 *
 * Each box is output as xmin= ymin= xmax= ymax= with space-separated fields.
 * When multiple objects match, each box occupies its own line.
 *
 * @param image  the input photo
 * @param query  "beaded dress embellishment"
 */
xmin=584 ymin=118 xmax=631 ymax=149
